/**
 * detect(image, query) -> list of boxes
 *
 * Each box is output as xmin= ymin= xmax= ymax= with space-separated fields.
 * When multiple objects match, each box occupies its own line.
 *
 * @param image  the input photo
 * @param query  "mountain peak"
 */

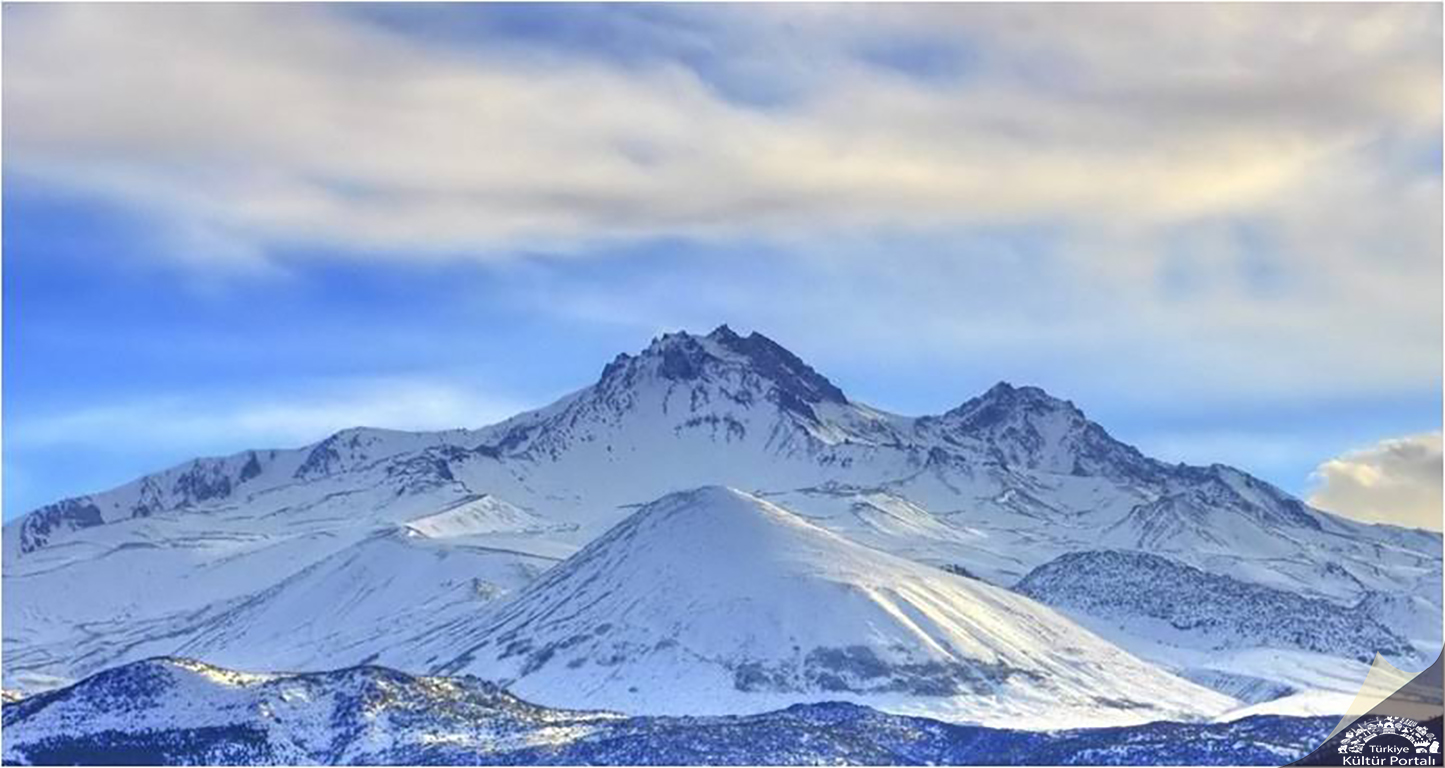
xmin=940 ymin=381 xmax=1085 ymax=435
xmin=598 ymin=326 xmax=847 ymax=415
xmin=975 ymin=381 xmax=1077 ymax=411
xmin=624 ymin=486 xmax=817 ymax=543
xmin=712 ymin=328 xmax=846 ymax=405
xmin=931 ymin=381 xmax=1155 ymax=478
xmin=653 ymin=484 xmax=752 ymax=508
xmin=563 ymin=486 xmax=836 ymax=567
xmin=706 ymin=323 xmax=741 ymax=342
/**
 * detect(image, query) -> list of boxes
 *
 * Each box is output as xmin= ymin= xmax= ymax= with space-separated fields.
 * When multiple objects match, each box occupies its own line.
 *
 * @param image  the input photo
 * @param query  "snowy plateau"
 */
xmin=3 ymin=325 xmax=1441 ymax=764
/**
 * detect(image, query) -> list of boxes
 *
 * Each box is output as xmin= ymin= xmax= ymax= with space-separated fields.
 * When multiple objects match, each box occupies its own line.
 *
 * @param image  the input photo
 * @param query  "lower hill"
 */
xmin=1015 ymin=550 xmax=1418 ymax=664
xmin=1 ymin=658 xmax=1337 ymax=766
xmin=428 ymin=486 xmax=1237 ymax=728
xmin=1014 ymin=549 xmax=1426 ymax=707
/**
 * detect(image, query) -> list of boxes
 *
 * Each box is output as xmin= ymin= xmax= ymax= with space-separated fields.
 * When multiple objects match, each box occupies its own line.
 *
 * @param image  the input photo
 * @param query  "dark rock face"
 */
xmin=385 ymin=447 xmax=467 ymax=495
xmin=658 ymin=336 xmax=708 ymax=381
xmin=172 ymin=461 xmax=233 ymax=506
xmin=595 ymin=327 xmax=847 ymax=425
xmin=710 ymin=326 xmax=847 ymax=407
xmin=238 ymin=452 xmax=263 ymax=483
xmin=294 ymin=435 xmax=344 ymax=480
xmin=129 ymin=477 xmax=166 ymax=519
xmin=729 ymin=646 xmax=1038 ymax=698
xmin=940 ymin=563 xmax=980 ymax=580
xmin=1016 ymin=550 xmax=1417 ymax=662
xmin=291 ymin=430 xmax=388 ymax=481
xmin=18 ymin=498 xmax=104 ymax=553
xmin=1 ymin=658 xmax=1339 ymax=766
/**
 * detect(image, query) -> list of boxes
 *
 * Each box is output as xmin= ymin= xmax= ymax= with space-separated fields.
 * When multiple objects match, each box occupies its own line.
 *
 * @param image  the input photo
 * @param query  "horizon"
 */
xmin=2 ymin=320 xmax=1437 ymax=527
xmin=4 ymin=4 xmax=1441 ymax=530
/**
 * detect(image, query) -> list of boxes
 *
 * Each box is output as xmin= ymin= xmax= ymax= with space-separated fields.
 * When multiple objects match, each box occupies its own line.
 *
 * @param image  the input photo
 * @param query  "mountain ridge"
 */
xmin=3 ymin=326 xmax=1439 ymax=717
xmin=11 ymin=325 xmax=1395 ymax=554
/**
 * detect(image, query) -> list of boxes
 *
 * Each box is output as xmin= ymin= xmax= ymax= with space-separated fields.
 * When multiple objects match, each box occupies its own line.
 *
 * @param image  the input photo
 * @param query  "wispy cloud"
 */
xmin=10 ymin=377 xmax=532 ymax=454
xmin=1309 ymin=432 xmax=1443 ymax=531
xmin=4 ymin=4 xmax=1437 ymax=256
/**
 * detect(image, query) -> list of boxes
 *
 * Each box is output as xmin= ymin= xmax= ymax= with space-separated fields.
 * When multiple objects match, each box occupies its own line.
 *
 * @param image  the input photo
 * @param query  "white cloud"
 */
xmin=10 ymin=377 xmax=534 ymax=455
xmin=1309 ymin=432 xmax=1443 ymax=531
xmin=3 ymin=4 xmax=1439 ymax=404
xmin=3 ymin=4 xmax=1437 ymax=256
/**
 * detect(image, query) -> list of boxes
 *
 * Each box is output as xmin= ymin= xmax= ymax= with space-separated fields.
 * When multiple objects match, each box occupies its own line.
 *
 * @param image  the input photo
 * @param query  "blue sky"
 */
xmin=4 ymin=4 xmax=1441 ymax=526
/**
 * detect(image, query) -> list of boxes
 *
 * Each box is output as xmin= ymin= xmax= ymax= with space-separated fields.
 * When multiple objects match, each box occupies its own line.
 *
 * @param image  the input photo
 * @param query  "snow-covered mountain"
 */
xmin=0 ymin=657 xmax=1339 ymax=766
xmin=424 ymin=487 xmax=1235 ymax=728
xmin=3 ymin=325 xmax=1439 ymax=724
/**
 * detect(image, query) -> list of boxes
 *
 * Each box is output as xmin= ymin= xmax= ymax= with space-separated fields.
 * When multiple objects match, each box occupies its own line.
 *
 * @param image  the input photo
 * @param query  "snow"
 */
xmin=403 ymin=494 xmax=571 ymax=538
xmin=169 ymin=529 xmax=556 ymax=674
xmin=2 ymin=325 xmax=1438 ymax=731
xmin=1216 ymin=689 xmax=1358 ymax=721
xmin=431 ymin=486 xmax=1238 ymax=729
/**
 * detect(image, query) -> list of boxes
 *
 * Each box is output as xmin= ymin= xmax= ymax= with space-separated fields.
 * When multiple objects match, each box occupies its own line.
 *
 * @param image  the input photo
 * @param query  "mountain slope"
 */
xmin=1014 ymin=550 xmax=1432 ymax=704
xmin=430 ymin=487 xmax=1237 ymax=728
xmin=168 ymin=529 xmax=557 ymax=673
xmin=0 ymin=484 xmax=571 ymax=690
xmin=1016 ymin=550 xmax=1417 ymax=663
